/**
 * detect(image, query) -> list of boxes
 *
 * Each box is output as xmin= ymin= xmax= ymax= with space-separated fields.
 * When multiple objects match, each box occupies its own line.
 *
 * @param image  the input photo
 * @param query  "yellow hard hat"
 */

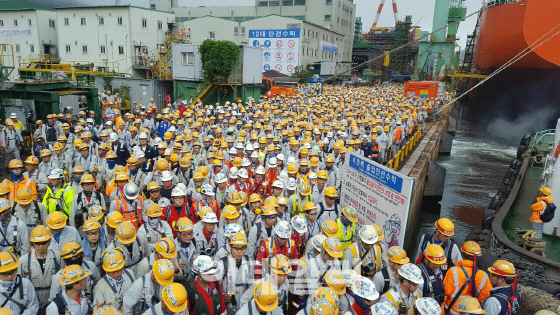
xmin=114 ymin=172 xmax=129 ymax=182
xmin=372 ymin=224 xmax=385 ymax=241
xmin=46 ymin=211 xmax=67 ymax=230
xmin=342 ymin=206 xmax=358 ymax=223
xmin=116 ymin=221 xmax=137 ymax=245
xmin=423 ymin=244 xmax=447 ymax=265
xmin=0 ymin=252 xmax=18 ymax=273
xmin=230 ymin=232 xmax=248 ymax=246
xmin=260 ymin=204 xmax=277 ymax=216
xmin=92 ymin=306 xmax=119 ymax=315
xmin=180 ymin=156 xmax=192 ymax=168
xmin=80 ymin=174 xmax=95 ymax=184
xmin=488 ymin=259 xmax=516 ymax=277
xmin=312 ymin=287 xmax=339 ymax=314
xmin=540 ymin=187 xmax=552 ymax=196
xmin=146 ymin=202 xmax=163 ymax=218
xmin=310 ymin=157 xmax=320 ymax=167
xmin=253 ymin=282 xmax=278 ymax=312
xmin=61 ymin=241 xmax=83 ymax=260
xmin=155 ymin=237 xmax=177 ymax=259
xmin=88 ymin=205 xmax=105 ymax=221
xmin=152 ymin=259 xmax=175 ymax=286
xmin=101 ymin=249 xmax=126 ymax=272
xmin=72 ymin=165 xmax=84 ymax=174
xmin=221 ymin=205 xmax=240 ymax=220
xmin=310 ymin=298 xmax=337 ymax=315
xmin=269 ymin=254 xmax=292 ymax=275
xmin=198 ymin=166 xmax=209 ymax=178
xmin=162 ymin=283 xmax=189 ymax=313
xmin=105 ymin=211 xmax=124 ymax=228
xmin=227 ymin=191 xmax=243 ymax=205
xmin=323 ymin=237 xmax=343 ymax=258
xmin=174 ymin=217 xmax=194 ymax=232
xmin=193 ymin=171 xmax=204 ymax=181
xmin=127 ymin=156 xmax=139 ymax=165
xmin=287 ymin=163 xmax=298 ymax=174
xmin=324 ymin=187 xmax=338 ymax=198
xmin=322 ymin=220 xmax=338 ymax=237
xmin=15 ymin=188 xmax=33 ymax=205
xmin=298 ymin=182 xmax=311 ymax=196
xmin=164 ymin=132 xmax=173 ymax=140
xmin=249 ymin=193 xmax=262 ymax=204
xmin=156 ymin=159 xmax=169 ymax=172
xmin=8 ymin=159 xmax=23 ymax=168
xmin=302 ymin=201 xmax=317 ymax=212
xmin=451 ymin=296 xmax=486 ymax=314
xmin=386 ymin=246 xmax=410 ymax=264
xmin=58 ymin=264 xmax=89 ymax=286
xmin=435 ymin=218 xmax=454 ymax=236
xmin=0 ymin=307 xmax=17 ymax=315
xmin=24 ymin=156 xmax=39 ymax=165
xmin=105 ymin=151 xmax=117 ymax=159
xmin=147 ymin=181 xmax=160 ymax=191
xmin=40 ymin=149 xmax=52 ymax=157
xmin=29 ymin=225 xmax=52 ymax=243
xmin=82 ymin=219 xmax=102 ymax=233
xmin=461 ymin=241 xmax=482 ymax=256
xmin=299 ymin=159 xmax=309 ymax=166
xmin=324 ymin=270 xmax=347 ymax=295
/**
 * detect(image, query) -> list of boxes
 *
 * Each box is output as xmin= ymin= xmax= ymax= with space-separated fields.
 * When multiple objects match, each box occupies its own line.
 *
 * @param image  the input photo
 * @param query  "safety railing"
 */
xmin=387 ymin=128 xmax=422 ymax=170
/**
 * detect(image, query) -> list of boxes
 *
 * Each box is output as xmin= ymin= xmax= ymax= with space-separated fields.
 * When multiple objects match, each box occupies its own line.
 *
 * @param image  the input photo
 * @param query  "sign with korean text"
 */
xmin=249 ymin=29 xmax=300 ymax=75
xmin=340 ymin=151 xmax=414 ymax=248
xmin=0 ymin=28 xmax=32 ymax=36
xmin=321 ymin=41 xmax=338 ymax=52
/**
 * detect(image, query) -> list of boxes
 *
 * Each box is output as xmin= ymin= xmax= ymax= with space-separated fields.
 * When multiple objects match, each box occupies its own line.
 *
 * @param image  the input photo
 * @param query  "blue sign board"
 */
xmin=348 ymin=154 xmax=404 ymax=193
xmin=249 ymin=29 xmax=301 ymax=38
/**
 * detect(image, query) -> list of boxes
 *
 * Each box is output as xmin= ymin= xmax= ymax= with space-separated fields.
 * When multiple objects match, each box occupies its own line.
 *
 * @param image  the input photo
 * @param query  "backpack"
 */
xmin=541 ymin=199 xmax=557 ymax=223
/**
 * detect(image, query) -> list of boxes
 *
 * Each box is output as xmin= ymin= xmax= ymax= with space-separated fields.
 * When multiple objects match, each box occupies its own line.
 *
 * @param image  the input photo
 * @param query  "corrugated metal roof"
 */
xmin=0 ymin=0 xmax=48 ymax=10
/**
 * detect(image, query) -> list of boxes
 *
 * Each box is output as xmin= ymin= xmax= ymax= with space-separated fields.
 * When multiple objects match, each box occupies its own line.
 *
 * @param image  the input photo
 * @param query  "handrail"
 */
xmin=386 ymin=128 xmax=423 ymax=170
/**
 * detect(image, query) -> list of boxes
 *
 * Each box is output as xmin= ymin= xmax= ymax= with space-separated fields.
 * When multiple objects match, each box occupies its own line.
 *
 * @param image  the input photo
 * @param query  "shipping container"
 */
xmin=404 ymin=81 xmax=439 ymax=100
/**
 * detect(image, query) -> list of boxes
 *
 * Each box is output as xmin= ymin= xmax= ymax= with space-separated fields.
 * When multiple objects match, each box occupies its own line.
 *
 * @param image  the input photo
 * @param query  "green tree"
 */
xmin=198 ymin=40 xmax=241 ymax=82
xmin=291 ymin=65 xmax=312 ymax=82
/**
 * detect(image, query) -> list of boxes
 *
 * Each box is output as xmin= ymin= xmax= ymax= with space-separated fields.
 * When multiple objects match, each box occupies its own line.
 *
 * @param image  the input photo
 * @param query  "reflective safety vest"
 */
xmin=3 ymin=176 xmax=37 ymax=202
xmin=42 ymin=183 xmax=75 ymax=218
xmin=348 ymin=241 xmax=382 ymax=278
xmin=393 ymin=126 xmax=403 ymax=143
xmin=336 ymin=218 xmax=355 ymax=258
xmin=443 ymin=260 xmax=491 ymax=307
xmin=291 ymin=194 xmax=312 ymax=216
xmin=382 ymin=286 xmax=420 ymax=312
xmin=114 ymin=194 xmax=144 ymax=229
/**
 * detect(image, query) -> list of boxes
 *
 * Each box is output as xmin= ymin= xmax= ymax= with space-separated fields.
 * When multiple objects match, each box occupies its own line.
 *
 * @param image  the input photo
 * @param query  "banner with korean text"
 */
xmin=249 ymin=29 xmax=300 ymax=75
xmin=340 ymin=151 xmax=414 ymax=248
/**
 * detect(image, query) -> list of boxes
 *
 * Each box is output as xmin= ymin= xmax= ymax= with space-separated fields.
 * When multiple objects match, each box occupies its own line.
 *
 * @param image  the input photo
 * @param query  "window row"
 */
xmin=0 ymin=19 xmax=55 ymax=28
xmin=64 ymin=44 xmax=125 ymax=54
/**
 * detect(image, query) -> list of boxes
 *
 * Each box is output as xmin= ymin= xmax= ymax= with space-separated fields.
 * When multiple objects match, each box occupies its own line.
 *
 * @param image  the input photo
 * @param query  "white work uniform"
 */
xmin=0 ymin=216 xmax=30 ymax=257
xmin=49 ymin=260 xmax=100 ymax=301
xmin=106 ymin=238 xmax=149 ymax=276
xmin=12 ymin=202 xmax=47 ymax=236
xmin=0 ymin=128 xmax=23 ymax=163
xmin=246 ymin=222 xmax=275 ymax=259
xmin=175 ymin=238 xmax=198 ymax=277
xmin=70 ymin=190 xmax=105 ymax=229
xmin=45 ymin=290 xmax=90 ymax=315
xmin=239 ymin=274 xmax=288 ymax=311
xmin=373 ymin=266 xmax=400 ymax=295
xmin=122 ymin=271 xmax=163 ymax=315
xmin=218 ymin=255 xmax=254 ymax=315
xmin=192 ymin=223 xmax=218 ymax=257
xmin=142 ymin=302 xmax=189 ymax=315
xmin=0 ymin=276 xmax=39 ymax=315
xmin=316 ymin=201 xmax=339 ymax=226
xmin=325 ymin=166 xmax=341 ymax=191
xmin=303 ymin=254 xmax=342 ymax=293
xmin=24 ymin=171 xmax=48 ymax=197
xmin=18 ymin=249 xmax=61 ymax=308
xmin=49 ymin=226 xmax=82 ymax=252
xmin=235 ymin=298 xmax=284 ymax=315
xmin=92 ymin=270 xmax=135 ymax=312
xmin=137 ymin=219 xmax=174 ymax=252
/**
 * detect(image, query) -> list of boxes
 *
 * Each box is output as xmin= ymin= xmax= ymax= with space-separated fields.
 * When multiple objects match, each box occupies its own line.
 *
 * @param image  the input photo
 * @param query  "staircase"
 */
xmin=147 ymin=33 xmax=189 ymax=80
xmin=453 ymin=12 xmax=483 ymax=94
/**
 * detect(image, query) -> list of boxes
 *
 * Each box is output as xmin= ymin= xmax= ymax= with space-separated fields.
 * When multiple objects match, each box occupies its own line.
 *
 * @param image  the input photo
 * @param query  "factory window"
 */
xmin=182 ymin=52 xmax=194 ymax=65
xmin=282 ymin=0 xmax=293 ymax=6
xmin=326 ymin=0 xmax=332 ymax=4
xmin=234 ymin=27 xmax=239 ymax=35
xmin=158 ymin=21 xmax=162 ymax=30
xmin=269 ymin=1 xmax=280 ymax=6
xmin=64 ymin=18 xmax=69 ymax=26
xmin=241 ymin=27 xmax=246 ymax=35
xmin=28 ymin=19 xmax=32 ymax=26
xmin=100 ymin=45 xmax=106 ymax=54
xmin=150 ymin=4 xmax=156 ymax=9
xmin=65 ymin=45 xmax=71 ymax=53
xmin=49 ymin=20 xmax=55 ymax=28
xmin=98 ymin=17 xmax=104 ymax=25
xmin=15 ymin=44 xmax=19 ymax=53
xmin=209 ymin=31 xmax=215 ymax=39
xmin=117 ymin=17 xmax=123 ymax=25
xmin=30 ymin=44 xmax=34 ymax=53
xmin=324 ymin=15 xmax=331 ymax=21
xmin=118 ymin=46 xmax=124 ymax=54
xmin=0 ymin=20 xmax=3 ymax=27
xmin=258 ymin=1 xmax=268 ymax=6
xmin=82 ymin=45 xmax=88 ymax=54
xmin=294 ymin=0 xmax=306 ymax=5
xmin=81 ymin=17 xmax=86 ymax=25
xmin=142 ymin=19 xmax=147 ymax=28
xmin=13 ymin=19 xmax=17 ymax=27
xmin=337 ymin=17 xmax=340 ymax=23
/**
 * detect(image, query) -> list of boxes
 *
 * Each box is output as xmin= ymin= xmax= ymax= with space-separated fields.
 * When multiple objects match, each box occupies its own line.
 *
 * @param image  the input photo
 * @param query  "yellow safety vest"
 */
xmin=383 ymin=287 xmax=420 ymax=312
xmin=336 ymin=218 xmax=355 ymax=259
xmin=348 ymin=242 xmax=382 ymax=277
xmin=291 ymin=194 xmax=312 ymax=216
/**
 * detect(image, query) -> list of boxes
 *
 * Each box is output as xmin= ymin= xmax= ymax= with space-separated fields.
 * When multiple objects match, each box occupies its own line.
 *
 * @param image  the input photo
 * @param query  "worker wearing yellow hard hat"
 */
xmin=0 ymin=251 xmax=39 ymax=312
xmin=416 ymin=217 xmax=462 ymax=275
xmin=484 ymin=259 xmax=520 ymax=315
xmin=46 ymin=264 xmax=90 ymax=314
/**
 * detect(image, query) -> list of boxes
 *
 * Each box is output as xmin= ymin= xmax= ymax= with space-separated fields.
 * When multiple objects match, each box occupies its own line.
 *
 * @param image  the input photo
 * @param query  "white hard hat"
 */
xmin=229 ymin=147 xmax=237 ymax=155
xmin=415 ymin=298 xmax=442 ymax=315
xmin=279 ymin=171 xmax=288 ymax=183
xmin=268 ymin=157 xmax=278 ymax=167
xmin=86 ymin=118 xmax=94 ymax=123
xmin=326 ymin=132 xmax=333 ymax=138
xmin=135 ymin=151 xmax=145 ymax=158
xmin=237 ymin=168 xmax=248 ymax=179
xmin=276 ymin=153 xmax=285 ymax=161
xmin=201 ymin=184 xmax=214 ymax=196
xmin=161 ymin=170 xmax=173 ymax=182
xmin=154 ymin=137 xmax=162 ymax=145
xmin=123 ymin=183 xmax=139 ymax=200
xmin=371 ymin=301 xmax=398 ymax=315
xmin=255 ymin=165 xmax=265 ymax=175
xmin=286 ymin=178 xmax=297 ymax=191
xmin=311 ymin=235 xmax=327 ymax=252
xmin=272 ymin=180 xmax=284 ymax=189
xmin=358 ymin=225 xmax=379 ymax=245
xmin=48 ymin=169 xmax=65 ymax=179
xmin=277 ymin=196 xmax=287 ymax=205
xmin=245 ymin=143 xmax=253 ymax=151
xmin=291 ymin=215 xmax=307 ymax=234
xmin=250 ymin=151 xmax=259 ymax=159
xmin=10 ymin=112 xmax=17 ymax=118
xmin=341 ymin=269 xmax=359 ymax=287
xmin=303 ymin=142 xmax=311 ymax=149
xmin=164 ymin=148 xmax=172 ymax=156
xmin=274 ymin=220 xmax=291 ymax=239
xmin=235 ymin=142 xmax=244 ymax=149
xmin=192 ymin=255 xmax=218 ymax=275
xmin=201 ymin=212 xmax=219 ymax=224
xmin=241 ymin=158 xmax=251 ymax=167
xmin=398 ymin=263 xmax=424 ymax=285
xmin=139 ymin=133 xmax=148 ymax=139
xmin=109 ymin=132 xmax=119 ymax=142
xmin=229 ymin=167 xmax=238 ymax=179
xmin=105 ymin=120 xmax=113 ymax=125
xmin=224 ymin=223 xmax=244 ymax=238
xmin=176 ymin=183 xmax=187 ymax=192
xmin=215 ymin=173 xmax=227 ymax=184
xmin=397 ymin=121 xmax=402 ymax=125
xmin=308 ymin=172 xmax=317 ymax=180
xmin=287 ymin=156 xmax=296 ymax=165
xmin=171 ymin=187 xmax=186 ymax=197
xmin=351 ymin=276 xmax=379 ymax=301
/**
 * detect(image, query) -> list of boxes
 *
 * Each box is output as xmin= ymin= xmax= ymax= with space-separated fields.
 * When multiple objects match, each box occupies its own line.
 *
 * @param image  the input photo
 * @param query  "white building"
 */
xmin=0 ymin=2 xmax=58 ymax=79
xmin=55 ymin=5 xmax=174 ymax=76
xmin=153 ymin=0 xmax=356 ymax=65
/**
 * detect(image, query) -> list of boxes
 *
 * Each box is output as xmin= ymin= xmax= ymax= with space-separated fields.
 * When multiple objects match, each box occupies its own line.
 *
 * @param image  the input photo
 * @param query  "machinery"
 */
xmin=261 ymin=74 xmax=299 ymax=97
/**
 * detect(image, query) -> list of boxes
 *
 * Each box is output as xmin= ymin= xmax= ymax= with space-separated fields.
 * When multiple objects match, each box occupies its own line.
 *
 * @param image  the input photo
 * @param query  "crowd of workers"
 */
xmin=0 ymin=84 xmax=526 ymax=315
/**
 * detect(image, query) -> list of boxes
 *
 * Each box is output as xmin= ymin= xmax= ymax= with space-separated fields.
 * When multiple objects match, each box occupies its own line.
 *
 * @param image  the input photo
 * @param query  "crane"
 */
xmin=371 ymin=0 xmax=400 ymax=28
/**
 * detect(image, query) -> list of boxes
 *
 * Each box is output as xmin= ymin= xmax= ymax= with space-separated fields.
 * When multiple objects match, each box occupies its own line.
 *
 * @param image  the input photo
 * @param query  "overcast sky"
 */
xmin=179 ymin=0 xmax=483 ymax=48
